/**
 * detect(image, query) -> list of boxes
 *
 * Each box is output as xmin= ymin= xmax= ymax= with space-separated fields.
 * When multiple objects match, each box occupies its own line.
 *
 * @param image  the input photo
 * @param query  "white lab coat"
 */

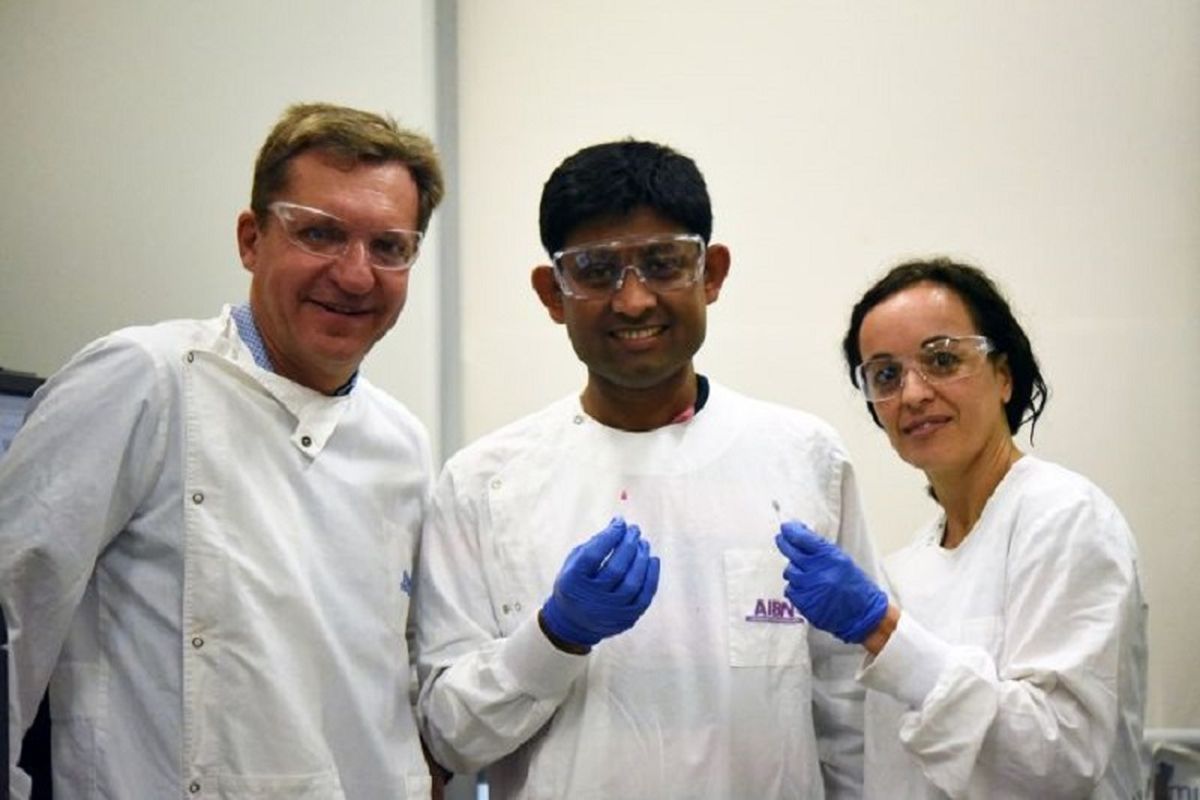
xmin=0 ymin=308 xmax=433 ymax=799
xmin=415 ymin=382 xmax=875 ymax=799
xmin=860 ymin=456 xmax=1148 ymax=799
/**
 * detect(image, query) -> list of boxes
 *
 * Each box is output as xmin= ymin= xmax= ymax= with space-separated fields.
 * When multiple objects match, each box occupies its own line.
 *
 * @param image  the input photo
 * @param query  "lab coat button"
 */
xmin=185 ymin=352 xmax=195 ymax=364
xmin=191 ymin=492 xmax=204 ymax=504
xmin=188 ymin=781 xmax=201 ymax=793
xmin=514 ymin=602 xmax=523 ymax=611
xmin=191 ymin=636 xmax=204 ymax=649
xmin=300 ymin=435 xmax=312 ymax=447
xmin=490 ymin=479 xmax=502 ymax=490
xmin=573 ymin=414 xmax=584 ymax=424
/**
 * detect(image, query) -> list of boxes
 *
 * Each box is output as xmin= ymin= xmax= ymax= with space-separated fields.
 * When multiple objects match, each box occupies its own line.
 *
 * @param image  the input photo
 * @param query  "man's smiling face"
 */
xmin=237 ymin=148 xmax=420 ymax=393
xmin=550 ymin=207 xmax=723 ymax=395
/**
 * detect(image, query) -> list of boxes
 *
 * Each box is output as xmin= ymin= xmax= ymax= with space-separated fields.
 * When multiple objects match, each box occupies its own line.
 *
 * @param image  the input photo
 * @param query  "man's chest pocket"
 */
xmin=724 ymin=549 xmax=811 ymax=668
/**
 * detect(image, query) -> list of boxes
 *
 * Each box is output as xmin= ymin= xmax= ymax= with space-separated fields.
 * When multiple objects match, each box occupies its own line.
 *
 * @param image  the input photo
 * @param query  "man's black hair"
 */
xmin=539 ymin=139 xmax=712 ymax=255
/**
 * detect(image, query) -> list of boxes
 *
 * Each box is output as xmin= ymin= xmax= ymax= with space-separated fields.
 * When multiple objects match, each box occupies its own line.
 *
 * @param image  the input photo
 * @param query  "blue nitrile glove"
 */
xmin=775 ymin=521 xmax=888 ymax=644
xmin=540 ymin=517 xmax=661 ymax=649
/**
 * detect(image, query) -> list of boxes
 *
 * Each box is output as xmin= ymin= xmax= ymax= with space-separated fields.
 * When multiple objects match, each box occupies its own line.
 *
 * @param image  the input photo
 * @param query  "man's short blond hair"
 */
xmin=251 ymin=102 xmax=445 ymax=232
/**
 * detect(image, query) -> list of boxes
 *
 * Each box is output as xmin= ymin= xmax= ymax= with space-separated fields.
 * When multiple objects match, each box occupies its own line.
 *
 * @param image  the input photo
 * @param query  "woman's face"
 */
xmin=857 ymin=282 xmax=1013 ymax=477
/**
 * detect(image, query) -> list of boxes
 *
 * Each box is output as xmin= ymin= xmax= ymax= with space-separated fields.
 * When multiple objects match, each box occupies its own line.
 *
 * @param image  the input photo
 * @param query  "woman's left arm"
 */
xmin=861 ymin=500 xmax=1143 ymax=798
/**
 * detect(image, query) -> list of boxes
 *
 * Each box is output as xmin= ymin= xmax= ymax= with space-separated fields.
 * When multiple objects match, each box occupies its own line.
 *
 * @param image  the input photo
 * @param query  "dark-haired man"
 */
xmin=416 ymin=139 xmax=876 ymax=798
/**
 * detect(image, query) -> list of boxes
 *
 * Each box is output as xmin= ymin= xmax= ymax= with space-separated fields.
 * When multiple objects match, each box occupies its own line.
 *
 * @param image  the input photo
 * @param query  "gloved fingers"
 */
xmin=596 ymin=525 xmax=642 ymax=586
xmin=781 ymin=526 xmax=861 ymax=579
xmin=616 ymin=539 xmax=652 ymax=599
xmin=783 ymin=562 xmax=807 ymax=587
xmin=775 ymin=531 xmax=808 ymax=567
xmin=782 ymin=582 xmax=805 ymax=616
xmin=572 ymin=517 xmax=628 ymax=575
xmin=633 ymin=555 xmax=661 ymax=610
xmin=779 ymin=521 xmax=828 ymax=555
xmin=778 ymin=536 xmax=829 ymax=578
xmin=784 ymin=581 xmax=834 ymax=621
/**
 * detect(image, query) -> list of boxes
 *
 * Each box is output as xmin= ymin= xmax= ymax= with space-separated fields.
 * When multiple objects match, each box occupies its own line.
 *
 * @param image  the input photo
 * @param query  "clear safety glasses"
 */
xmin=854 ymin=335 xmax=996 ymax=402
xmin=551 ymin=233 xmax=706 ymax=299
xmin=267 ymin=201 xmax=423 ymax=271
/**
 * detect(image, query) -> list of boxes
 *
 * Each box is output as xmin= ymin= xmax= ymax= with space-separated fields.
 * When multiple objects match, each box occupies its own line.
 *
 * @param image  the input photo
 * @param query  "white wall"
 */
xmin=1 ymin=0 xmax=1194 ymax=741
xmin=455 ymin=1 xmax=1200 ymax=728
xmin=0 ymin=0 xmax=445 ymax=454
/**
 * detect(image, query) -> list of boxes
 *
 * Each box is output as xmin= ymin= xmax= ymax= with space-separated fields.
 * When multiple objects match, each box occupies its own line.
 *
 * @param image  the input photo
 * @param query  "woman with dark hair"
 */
xmin=776 ymin=258 xmax=1147 ymax=798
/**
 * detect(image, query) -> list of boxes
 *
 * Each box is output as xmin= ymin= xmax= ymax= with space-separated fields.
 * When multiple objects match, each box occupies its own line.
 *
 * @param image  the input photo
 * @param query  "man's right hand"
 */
xmin=539 ymin=517 xmax=660 ymax=650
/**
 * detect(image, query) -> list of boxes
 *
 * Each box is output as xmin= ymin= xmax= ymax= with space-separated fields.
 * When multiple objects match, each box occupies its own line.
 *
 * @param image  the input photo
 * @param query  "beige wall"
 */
xmin=455 ymin=2 xmax=1200 ymax=728
xmin=0 ymin=0 xmax=444 ymax=452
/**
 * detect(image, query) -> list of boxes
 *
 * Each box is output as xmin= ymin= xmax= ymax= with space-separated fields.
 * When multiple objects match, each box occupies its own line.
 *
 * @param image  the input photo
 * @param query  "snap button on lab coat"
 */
xmin=191 ymin=636 xmax=204 ymax=649
xmin=300 ymin=435 xmax=312 ymax=447
xmin=188 ymin=781 xmax=201 ymax=793
xmin=191 ymin=492 xmax=204 ymax=504
xmin=186 ymin=352 xmax=195 ymax=363
xmin=573 ymin=414 xmax=584 ymax=424
xmin=490 ymin=479 xmax=502 ymax=490
xmin=513 ymin=602 xmax=523 ymax=612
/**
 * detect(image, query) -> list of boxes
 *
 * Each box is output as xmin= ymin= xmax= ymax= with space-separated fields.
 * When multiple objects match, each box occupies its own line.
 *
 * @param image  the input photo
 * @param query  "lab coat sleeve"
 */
xmin=0 ymin=335 xmax=171 ymax=798
xmin=414 ymin=464 xmax=588 ymax=774
xmin=809 ymin=455 xmax=873 ymax=798
xmin=859 ymin=499 xmax=1137 ymax=798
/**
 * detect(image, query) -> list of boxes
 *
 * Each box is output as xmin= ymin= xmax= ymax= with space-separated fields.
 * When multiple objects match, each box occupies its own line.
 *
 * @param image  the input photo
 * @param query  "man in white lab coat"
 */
xmin=0 ymin=103 xmax=444 ymax=798
xmin=415 ymin=139 xmax=878 ymax=798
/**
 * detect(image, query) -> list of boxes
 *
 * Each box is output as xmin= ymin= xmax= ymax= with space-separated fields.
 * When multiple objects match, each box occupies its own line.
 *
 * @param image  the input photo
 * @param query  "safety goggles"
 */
xmin=854 ymin=335 xmax=996 ymax=402
xmin=551 ymin=233 xmax=706 ymax=299
xmin=267 ymin=201 xmax=422 ymax=271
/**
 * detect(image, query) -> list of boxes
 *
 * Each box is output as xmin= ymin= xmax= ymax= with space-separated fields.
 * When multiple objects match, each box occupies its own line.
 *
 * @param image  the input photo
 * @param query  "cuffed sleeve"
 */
xmin=414 ymin=463 xmax=587 ymax=774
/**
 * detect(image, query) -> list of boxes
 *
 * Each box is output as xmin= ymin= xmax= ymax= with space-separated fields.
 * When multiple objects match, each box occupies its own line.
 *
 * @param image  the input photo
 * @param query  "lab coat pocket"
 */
xmin=724 ymin=549 xmax=809 ymax=668
xmin=382 ymin=517 xmax=414 ymax=639
xmin=212 ymin=768 xmax=345 ymax=798
xmin=47 ymin=660 xmax=100 ymax=790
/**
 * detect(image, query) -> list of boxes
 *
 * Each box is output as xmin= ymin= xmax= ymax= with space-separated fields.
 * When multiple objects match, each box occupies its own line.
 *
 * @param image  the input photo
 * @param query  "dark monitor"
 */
xmin=0 ymin=368 xmax=44 ymax=457
xmin=0 ymin=367 xmax=51 ymax=799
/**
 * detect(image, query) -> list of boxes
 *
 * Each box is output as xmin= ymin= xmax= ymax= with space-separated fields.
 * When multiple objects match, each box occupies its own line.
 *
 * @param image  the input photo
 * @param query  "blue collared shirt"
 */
xmin=231 ymin=303 xmax=356 ymax=395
